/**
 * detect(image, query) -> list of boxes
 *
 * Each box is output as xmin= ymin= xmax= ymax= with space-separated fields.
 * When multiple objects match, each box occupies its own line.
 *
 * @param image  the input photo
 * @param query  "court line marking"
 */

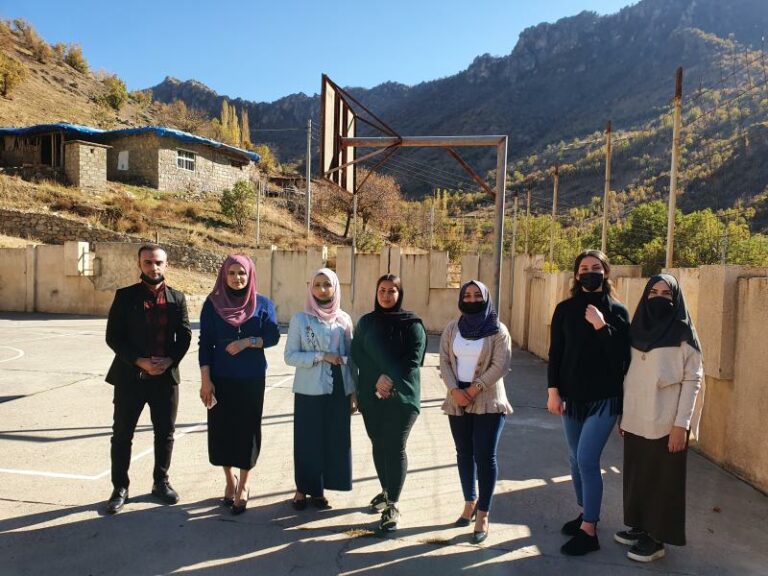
xmin=0 ymin=346 xmax=24 ymax=364
xmin=0 ymin=374 xmax=294 ymax=481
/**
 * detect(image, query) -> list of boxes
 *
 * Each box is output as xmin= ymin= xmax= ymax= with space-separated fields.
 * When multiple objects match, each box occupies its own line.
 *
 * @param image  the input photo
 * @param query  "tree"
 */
xmin=219 ymin=100 xmax=241 ymax=146
xmin=250 ymin=144 xmax=278 ymax=174
xmin=240 ymin=107 xmax=251 ymax=148
xmin=64 ymin=43 xmax=89 ymax=73
xmin=0 ymin=53 xmax=27 ymax=97
xmin=220 ymin=180 xmax=255 ymax=232
xmin=100 ymin=74 xmax=128 ymax=111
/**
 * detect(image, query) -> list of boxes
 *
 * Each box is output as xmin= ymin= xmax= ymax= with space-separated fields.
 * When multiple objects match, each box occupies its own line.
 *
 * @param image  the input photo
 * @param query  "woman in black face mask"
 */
xmin=438 ymin=280 xmax=512 ymax=544
xmin=615 ymin=274 xmax=703 ymax=563
xmin=547 ymin=250 xmax=631 ymax=556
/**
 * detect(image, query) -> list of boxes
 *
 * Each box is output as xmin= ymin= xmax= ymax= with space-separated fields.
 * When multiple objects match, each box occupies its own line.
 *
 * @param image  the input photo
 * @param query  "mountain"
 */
xmin=148 ymin=0 xmax=768 ymax=201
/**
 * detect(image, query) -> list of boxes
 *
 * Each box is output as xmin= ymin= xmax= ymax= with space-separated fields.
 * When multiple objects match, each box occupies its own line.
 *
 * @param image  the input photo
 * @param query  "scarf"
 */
xmin=457 ymin=280 xmax=500 ymax=340
xmin=630 ymin=273 xmax=701 ymax=353
xmin=208 ymin=254 xmax=258 ymax=327
xmin=304 ymin=268 xmax=351 ymax=331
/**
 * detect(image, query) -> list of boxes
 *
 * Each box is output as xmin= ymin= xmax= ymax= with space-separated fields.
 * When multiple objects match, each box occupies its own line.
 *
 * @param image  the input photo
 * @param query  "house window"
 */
xmin=177 ymin=149 xmax=195 ymax=171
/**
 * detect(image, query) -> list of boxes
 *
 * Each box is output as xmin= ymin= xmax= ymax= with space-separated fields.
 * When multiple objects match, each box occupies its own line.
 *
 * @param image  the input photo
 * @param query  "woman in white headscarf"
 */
xmin=285 ymin=268 xmax=357 ymax=510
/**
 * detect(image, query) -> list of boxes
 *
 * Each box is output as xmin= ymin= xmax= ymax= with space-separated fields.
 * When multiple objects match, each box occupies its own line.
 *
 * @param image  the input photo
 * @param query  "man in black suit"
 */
xmin=105 ymin=243 xmax=192 ymax=514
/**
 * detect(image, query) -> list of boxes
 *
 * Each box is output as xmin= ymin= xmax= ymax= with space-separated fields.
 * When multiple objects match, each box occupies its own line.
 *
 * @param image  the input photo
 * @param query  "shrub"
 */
xmin=0 ymin=52 xmax=27 ymax=97
xmin=52 ymin=42 xmax=66 ymax=59
xmin=129 ymin=89 xmax=152 ymax=108
xmin=220 ymin=180 xmax=255 ymax=232
xmin=64 ymin=44 xmax=89 ymax=73
xmin=22 ymin=26 xmax=52 ymax=63
xmin=99 ymin=74 xmax=127 ymax=110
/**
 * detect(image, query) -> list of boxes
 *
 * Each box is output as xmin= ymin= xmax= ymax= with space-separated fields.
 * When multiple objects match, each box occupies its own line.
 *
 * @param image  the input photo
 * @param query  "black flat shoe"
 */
xmin=454 ymin=509 xmax=477 ymax=527
xmin=471 ymin=530 xmax=488 ymax=544
xmin=106 ymin=487 xmax=128 ymax=514
xmin=561 ymin=529 xmax=600 ymax=556
xmin=311 ymin=496 xmax=331 ymax=510
xmin=231 ymin=488 xmax=249 ymax=515
xmin=561 ymin=513 xmax=583 ymax=536
xmin=151 ymin=481 xmax=179 ymax=505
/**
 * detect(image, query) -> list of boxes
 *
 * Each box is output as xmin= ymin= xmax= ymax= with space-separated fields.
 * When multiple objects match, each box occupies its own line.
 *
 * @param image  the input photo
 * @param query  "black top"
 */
xmin=105 ymin=282 xmax=192 ymax=386
xmin=631 ymin=273 xmax=701 ymax=353
xmin=547 ymin=290 xmax=631 ymax=419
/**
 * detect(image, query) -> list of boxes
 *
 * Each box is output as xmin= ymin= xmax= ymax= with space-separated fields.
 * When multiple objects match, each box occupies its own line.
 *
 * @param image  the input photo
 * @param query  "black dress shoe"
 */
xmin=106 ymin=487 xmax=128 ymax=514
xmin=151 ymin=481 xmax=179 ymax=505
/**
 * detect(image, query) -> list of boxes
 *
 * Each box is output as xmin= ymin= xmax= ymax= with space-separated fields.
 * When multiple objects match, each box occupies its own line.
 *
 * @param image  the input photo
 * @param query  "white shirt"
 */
xmin=453 ymin=332 xmax=484 ymax=382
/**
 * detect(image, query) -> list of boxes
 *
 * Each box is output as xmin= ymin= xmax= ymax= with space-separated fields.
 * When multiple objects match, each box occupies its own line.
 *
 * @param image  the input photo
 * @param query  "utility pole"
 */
xmin=666 ymin=67 xmax=683 ymax=269
xmin=549 ymin=165 xmax=559 ymax=267
xmin=256 ymin=176 xmax=262 ymax=245
xmin=511 ymin=191 xmax=519 ymax=260
xmin=305 ymin=118 xmax=312 ymax=238
xmin=509 ymin=191 xmax=519 ymax=315
xmin=351 ymin=192 xmax=358 ymax=302
xmin=524 ymin=186 xmax=531 ymax=255
xmin=601 ymin=120 xmax=613 ymax=253
xmin=429 ymin=195 xmax=435 ymax=250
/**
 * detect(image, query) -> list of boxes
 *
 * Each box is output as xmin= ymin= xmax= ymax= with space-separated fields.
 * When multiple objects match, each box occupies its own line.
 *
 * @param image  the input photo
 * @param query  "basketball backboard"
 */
xmin=320 ymin=74 xmax=356 ymax=194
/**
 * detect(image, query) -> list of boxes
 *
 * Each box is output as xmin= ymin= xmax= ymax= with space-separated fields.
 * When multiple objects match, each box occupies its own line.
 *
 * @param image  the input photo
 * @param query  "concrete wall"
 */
xmin=1 ymin=242 xmax=767 ymax=491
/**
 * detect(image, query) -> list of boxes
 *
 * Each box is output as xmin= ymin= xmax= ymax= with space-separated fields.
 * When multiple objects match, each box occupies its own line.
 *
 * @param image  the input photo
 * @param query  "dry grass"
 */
xmin=0 ymin=233 xmax=39 ymax=248
xmin=0 ymin=174 xmax=350 ymax=266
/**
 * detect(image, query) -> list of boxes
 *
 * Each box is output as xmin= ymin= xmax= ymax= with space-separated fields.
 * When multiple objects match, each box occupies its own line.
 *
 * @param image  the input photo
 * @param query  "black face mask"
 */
xmin=459 ymin=300 xmax=487 ymax=314
xmin=313 ymin=296 xmax=333 ymax=305
xmin=579 ymin=272 xmax=604 ymax=292
xmin=647 ymin=297 xmax=674 ymax=320
xmin=141 ymin=273 xmax=165 ymax=286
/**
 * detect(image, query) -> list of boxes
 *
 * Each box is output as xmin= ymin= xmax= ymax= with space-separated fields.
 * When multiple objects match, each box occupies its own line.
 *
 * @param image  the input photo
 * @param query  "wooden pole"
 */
xmin=549 ymin=165 xmax=559 ymax=267
xmin=666 ymin=67 xmax=683 ymax=269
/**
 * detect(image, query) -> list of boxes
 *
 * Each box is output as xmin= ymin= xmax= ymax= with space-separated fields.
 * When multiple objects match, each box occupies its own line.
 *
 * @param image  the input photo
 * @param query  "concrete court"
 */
xmin=0 ymin=312 xmax=766 ymax=576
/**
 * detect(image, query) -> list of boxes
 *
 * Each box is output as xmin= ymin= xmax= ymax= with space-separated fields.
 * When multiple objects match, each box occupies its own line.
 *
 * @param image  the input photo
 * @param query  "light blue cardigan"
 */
xmin=284 ymin=311 xmax=357 ymax=396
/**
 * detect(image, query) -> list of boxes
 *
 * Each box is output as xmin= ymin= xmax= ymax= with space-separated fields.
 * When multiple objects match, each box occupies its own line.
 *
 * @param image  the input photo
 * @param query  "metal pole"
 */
xmin=492 ymin=138 xmax=508 ymax=308
xmin=256 ymin=176 xmax=262 ymax=245
xmin=549 ymin=165 xmax=559 ymax=267
xmin=601 ymin=120 xmax=613 ymax=253
xmin=306 ymin=118 xmax=312 ymax=238
xmin=525 ymin=186 xmax=531 ymax=255
xmin=351 ymin=193 xmax=358 ymax=302
xmin=429 ymin=193 xmax=435 ymax=250
xmin=666 ymin=67 xmax=683 ymax=269
xmin=509 ymin=191 xmax=519 ymax=319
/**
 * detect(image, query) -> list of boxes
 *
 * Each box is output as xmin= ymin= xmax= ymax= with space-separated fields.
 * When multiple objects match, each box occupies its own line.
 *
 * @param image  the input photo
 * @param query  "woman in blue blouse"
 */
xmin=285 ymin=268 xmax=357 ymax=510
xmin=199 ymin=254 xmax=280 ymax=515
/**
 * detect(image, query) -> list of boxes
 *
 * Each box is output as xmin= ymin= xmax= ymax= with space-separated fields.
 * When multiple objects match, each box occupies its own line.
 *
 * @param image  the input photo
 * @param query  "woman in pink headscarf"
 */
xmin=285 ymin=268 xmax=357 ymax=510
xmin=199 ymin=254 xmax=280 ymax=515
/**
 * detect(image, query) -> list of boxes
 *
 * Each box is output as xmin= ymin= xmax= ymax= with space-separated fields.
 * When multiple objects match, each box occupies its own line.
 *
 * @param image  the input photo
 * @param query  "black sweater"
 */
xmin=547 ymin=290 xmax=630 ymax=419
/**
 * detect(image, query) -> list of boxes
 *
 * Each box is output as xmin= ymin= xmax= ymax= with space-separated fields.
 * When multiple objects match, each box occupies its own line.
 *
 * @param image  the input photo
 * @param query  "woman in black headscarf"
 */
xmin=615 ymin=274 xmax=703 ymax=563
xmin=439 ymin=280 xmax=512 ymax=544
xmin=351 ymin=274 xmax=427 ymax=533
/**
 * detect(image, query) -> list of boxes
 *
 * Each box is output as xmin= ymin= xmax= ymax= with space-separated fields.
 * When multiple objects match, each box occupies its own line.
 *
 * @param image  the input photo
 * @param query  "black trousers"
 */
xmin=110 ymin=376 xmax=179 ymax=489
xmin=362 ymin=400 xmax=418 ymax=503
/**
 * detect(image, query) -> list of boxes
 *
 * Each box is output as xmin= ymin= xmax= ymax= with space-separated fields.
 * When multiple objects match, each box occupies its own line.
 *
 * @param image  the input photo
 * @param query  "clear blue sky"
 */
xmin=3 ymin=0 xmax=638 ymax=103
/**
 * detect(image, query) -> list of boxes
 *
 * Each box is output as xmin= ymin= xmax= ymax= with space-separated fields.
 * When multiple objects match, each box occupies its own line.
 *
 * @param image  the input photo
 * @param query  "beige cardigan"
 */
xmin=621 ymin=342 xmax=703 ymax=440
xmin=439 ymin=319 xmax=513 ymax=416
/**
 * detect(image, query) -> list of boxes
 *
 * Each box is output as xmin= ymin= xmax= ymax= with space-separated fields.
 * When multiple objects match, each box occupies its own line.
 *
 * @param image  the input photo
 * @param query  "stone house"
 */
xmin=0 ymin=123 xmax=260 ymax=193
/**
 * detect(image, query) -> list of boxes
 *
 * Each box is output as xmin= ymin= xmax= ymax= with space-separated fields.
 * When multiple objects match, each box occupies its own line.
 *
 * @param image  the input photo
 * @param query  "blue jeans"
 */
xmin=448 ymin=413 xmax=506 ymax=512
xmin=562 ymin=403 xmax=617 ymax=523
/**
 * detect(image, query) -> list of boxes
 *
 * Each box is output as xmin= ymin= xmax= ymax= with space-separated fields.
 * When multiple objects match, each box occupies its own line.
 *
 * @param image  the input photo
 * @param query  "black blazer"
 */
xmin=105 ymin=283 xmax=192 ymax=386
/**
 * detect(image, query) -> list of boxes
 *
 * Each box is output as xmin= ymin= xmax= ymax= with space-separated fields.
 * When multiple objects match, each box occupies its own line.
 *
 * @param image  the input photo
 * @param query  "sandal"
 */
xmin=292 ymin=493 xmax=308 ymax=511
xmin=311 ymin=496 xmax=331 ymax=510
xmin=222 ymin=475 xmax=238 ymax=507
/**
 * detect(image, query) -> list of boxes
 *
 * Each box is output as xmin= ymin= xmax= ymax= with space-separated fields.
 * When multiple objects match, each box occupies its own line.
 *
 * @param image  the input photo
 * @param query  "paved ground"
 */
xmin=0 ymin=312 xmax=766 ymax=576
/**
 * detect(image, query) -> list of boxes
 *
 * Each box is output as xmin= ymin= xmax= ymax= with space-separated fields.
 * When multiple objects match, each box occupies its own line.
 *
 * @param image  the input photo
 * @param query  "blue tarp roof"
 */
xmin=0 ymin=123 xmax=260 ymax=162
